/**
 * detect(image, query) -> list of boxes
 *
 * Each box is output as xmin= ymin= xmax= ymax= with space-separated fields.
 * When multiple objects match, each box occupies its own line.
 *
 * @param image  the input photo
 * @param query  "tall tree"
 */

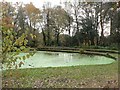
xmin=51 ymin=6 xmax=71 ymax=46
xmin=64 ymin=1 xmax=73 ymax=46
xmin=43 ymin=3 xmax=52 ymax=46
xmin=24 ymin=2 xmax=40 ymax=47
xmin=72 ymin=1 xmax=81 ymax=46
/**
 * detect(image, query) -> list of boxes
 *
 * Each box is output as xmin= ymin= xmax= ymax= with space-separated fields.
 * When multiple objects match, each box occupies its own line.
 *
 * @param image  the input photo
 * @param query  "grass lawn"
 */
xmin=2 ymin=60 xmax=118 ymax=88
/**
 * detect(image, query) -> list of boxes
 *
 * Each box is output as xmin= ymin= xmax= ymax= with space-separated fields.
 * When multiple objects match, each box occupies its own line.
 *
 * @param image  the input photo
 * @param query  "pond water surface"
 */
xmin=15 ymin=51 xmax=115 ymax=69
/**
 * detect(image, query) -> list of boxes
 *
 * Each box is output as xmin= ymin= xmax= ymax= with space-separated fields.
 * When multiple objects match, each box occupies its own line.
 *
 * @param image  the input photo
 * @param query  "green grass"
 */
xmin=2 ymin=60 xmax=118 ymax=88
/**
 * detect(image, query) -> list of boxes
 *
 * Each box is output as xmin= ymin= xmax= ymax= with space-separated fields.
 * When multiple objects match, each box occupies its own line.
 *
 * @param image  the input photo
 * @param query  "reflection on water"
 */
xmin=2 ymin=51 xmax=115 ymax=69
xmin=44 ymin=52 xmax=59 ymax=56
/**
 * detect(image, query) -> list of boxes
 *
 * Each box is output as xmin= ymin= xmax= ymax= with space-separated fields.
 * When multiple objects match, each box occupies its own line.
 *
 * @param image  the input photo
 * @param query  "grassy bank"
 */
xmin=2 ymin=60 xmax=118 ymax=88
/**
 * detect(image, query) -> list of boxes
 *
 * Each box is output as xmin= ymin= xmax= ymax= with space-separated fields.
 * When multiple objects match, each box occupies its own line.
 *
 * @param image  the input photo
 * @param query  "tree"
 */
xmin=71 ymin=2 xmax=99 ymax=46
xmin=97 ymin=2 xmax=116 ymax=45
xmin=37 ymin=11 xmax=47 ymax=46
xmin=64 ymin=1 xmax=73 ymax=46
xmin=1 ymin=2 xmax=34 ymax=69
xmin=71 ymin=1 xmax=81 ymax=46
xmin=42 ymin=3 xmax=52 ymax=46
xmin=51 ymin=6 xmax=71 ymax=46
xmin=64 ymin=1 xmax=73 ymax=36
xmin=24 ymin=2 xmax=40 ymax=47
xmin=109 ymin=2 xmax=120 ymax=45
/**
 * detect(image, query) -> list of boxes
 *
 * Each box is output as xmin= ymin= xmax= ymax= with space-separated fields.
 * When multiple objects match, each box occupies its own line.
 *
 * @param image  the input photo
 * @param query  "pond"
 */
xmin=14 ymin=51 xmax=115 ymax=69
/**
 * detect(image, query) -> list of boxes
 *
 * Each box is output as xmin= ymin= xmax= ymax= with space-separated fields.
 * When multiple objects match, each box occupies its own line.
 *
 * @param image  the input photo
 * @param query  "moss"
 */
xmin=79 ymin=48 xmax=85 ymax=54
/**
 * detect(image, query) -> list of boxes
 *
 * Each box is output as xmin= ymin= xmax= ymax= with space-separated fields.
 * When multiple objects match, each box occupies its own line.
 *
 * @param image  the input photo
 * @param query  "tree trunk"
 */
xmin=95 ymin=7 xmax=99 ymax=46
xmin=110 ymin=16 xmax=114 ymax=36
xmin=56 ymin=33 xmax=60 ymax=46
xmin=100 ymin=2 xmax=104 ymax=45
xmin=68 ymin=16 xmax=71 ymax=46
xmin=91 ymin=37 xmax=95 ymax=45
xmin=75 ymin=10 xmax=80 ymax=46
xmin=42 ymin=29 xmax=46 ymax=46
xmin=33 ymin=23 xmax=36 ymax=47
xmin=46 ymin=10 xmax=51 ymax=46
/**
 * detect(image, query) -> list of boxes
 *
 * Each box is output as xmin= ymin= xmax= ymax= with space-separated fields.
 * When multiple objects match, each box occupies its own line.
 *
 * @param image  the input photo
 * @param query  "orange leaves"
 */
xmin=24 ymin=2 xmax=40 ymax=24
xmin=25 ymin=2 xmax=40 ymax=15
xmin=2 ymin=17 xmax=14 ymax=28
xmin=19 ymin=61 xmax=24 ymax=67
xmin=2 ymin=2 xmax=15 ymax=29
xmin=2 ymin=17 xmax=11 ymax=23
